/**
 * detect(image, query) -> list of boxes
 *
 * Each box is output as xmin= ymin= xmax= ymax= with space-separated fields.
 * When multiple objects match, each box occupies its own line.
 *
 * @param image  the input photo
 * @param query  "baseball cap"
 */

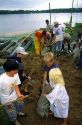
xmin=16 ymin=47 xmax=28 ymax=55
xmin=54 ymin=21 xmax=59 ymax=26
xmin=3 ymin=59 xmax=19 ymax=71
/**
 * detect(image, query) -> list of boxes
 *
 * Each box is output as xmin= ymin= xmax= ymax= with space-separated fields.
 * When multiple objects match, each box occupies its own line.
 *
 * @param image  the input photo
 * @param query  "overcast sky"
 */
xmin=0 ymin=0 xmax=82 ymax=10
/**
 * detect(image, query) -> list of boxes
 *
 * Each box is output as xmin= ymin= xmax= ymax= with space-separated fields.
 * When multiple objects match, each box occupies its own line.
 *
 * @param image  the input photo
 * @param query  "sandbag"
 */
xmin=36 ymin=84 xmax=52 ymax=117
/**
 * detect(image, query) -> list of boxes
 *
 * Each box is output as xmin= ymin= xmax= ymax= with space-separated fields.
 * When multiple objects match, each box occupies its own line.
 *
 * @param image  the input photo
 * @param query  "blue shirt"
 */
xmin=44 ymin=63 xmax=58 ymax=82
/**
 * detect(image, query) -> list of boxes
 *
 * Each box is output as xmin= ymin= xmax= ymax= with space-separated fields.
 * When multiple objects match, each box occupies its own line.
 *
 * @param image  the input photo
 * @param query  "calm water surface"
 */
xmin=0 ymin=13 xmax=82 ymax=35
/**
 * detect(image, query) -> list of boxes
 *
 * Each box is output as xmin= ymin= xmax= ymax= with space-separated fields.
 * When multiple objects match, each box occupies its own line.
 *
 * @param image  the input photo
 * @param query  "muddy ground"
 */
xmin=19 ymin=53 xmax=82 ymax=125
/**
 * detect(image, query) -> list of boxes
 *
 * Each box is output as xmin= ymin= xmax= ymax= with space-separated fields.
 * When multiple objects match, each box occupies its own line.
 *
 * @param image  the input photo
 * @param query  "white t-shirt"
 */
xmin=46 ymin=24 xmax=52 ymax=32
xmin=53 ymin=25 xmax=64 ymax=42
xmin=0 ymin=73 xmax=21 ymax=104
xmin=46 ymin=82 xmax=69 ymax=118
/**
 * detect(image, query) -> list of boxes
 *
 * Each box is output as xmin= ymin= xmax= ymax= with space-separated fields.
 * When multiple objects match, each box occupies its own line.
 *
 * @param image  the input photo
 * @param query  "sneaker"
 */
xmin=61 ymin=49 xmax=64 ymax=53
xmin=68 ymin=50 xmax=71 ymax=53
xmin=15 ymin=120 xmax=21 ymax=125
xmin=18 ymin=112 xmax=27 ymax=117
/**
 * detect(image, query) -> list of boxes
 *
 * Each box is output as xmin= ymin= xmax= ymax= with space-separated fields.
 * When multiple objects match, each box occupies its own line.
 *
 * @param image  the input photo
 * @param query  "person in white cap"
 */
xmin=16 ymin=46 xmax=28 ymax=56
xmin=52 ymin=21 xmax=63 ymax=56
xmin=7 ymin=46 xmax=28 ymax=63
xmin=7 ymin=47 xmax=31 ymax=96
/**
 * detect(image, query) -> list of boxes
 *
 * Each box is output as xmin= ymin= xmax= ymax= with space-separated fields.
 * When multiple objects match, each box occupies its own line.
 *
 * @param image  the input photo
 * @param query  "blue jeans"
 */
xmin=4 ymin=99 xmax=24 ymax=121
xmin=52 ymin=41 xmax=62 ymax=54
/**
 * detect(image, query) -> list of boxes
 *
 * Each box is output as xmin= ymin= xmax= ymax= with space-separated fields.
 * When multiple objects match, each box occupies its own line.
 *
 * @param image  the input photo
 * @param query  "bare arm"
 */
xmin=15 ymin=85 xmax=25 ymax=100
xmin=43 ymin=71 xmax=49 ymax=85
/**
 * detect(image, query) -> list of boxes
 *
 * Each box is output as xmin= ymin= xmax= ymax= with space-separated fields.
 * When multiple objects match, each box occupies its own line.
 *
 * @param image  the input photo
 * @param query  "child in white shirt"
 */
xmin=44 ymin=68 xmax=69 ymax=125
xmin=0 ymin=59 xmax=26 ymax=125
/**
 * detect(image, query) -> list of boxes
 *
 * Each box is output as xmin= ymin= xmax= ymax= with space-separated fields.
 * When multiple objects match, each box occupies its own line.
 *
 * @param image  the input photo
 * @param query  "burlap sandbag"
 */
xmin=36 ymin=84 xmax=52 ymax=117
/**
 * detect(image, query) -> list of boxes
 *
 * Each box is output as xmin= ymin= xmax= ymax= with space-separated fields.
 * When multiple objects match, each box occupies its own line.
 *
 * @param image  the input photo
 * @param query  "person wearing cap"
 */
xmin=0 ymin=59 xmax=27 ymax=125
xmin=7 ymin=46 xmax=31 ymax=96
xmin=52 ymin=21 xmax=63 ymax=56
xmin=44 ymin=68 xmax=69 ymax=125
xmin=7 ymin=46 xmax=28 ymax=63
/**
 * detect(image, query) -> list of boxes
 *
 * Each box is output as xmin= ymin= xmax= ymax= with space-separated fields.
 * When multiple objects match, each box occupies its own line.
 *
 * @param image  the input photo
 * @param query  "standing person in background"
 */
xmin=61 ymin=23 xmax=72 ymax=53
xmin=7 ymin=46 xmax=31 ymax=96
xmin=44 ymin=68 xmax=69 ymax=125
xmin=52 ymin=22 xmax=63 ymax=56
xmin=62 ymin=33 xmax=71 ymax=53
xmin=0 ymin=59 xmax=27 ymax=125
xmin=45 ymin=19 xmax=52 ymax=33
xmin=45 ymin=19 xmax=54 ymax=45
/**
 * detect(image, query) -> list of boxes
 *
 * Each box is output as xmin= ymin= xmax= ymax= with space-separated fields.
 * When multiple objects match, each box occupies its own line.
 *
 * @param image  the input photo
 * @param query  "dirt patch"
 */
xmin=19 ymin=53 xmax=82 ymax=125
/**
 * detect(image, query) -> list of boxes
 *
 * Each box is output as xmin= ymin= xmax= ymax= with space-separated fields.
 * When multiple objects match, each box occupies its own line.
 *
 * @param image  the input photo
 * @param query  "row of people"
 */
xmin=34 ymin=20 xmax=72 ymax=56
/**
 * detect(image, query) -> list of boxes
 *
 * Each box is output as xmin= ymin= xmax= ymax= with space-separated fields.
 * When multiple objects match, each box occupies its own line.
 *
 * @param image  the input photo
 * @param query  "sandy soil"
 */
xmin=19 ymin=53 xmax=82 ymax=125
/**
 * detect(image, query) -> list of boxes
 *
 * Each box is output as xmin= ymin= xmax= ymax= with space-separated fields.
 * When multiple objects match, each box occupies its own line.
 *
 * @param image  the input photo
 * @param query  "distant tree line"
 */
xmin=0 ymin=8 xmax=82 ymax=14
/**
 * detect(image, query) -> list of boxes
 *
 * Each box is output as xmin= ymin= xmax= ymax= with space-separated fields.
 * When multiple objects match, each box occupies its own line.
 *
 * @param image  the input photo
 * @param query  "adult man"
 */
xmin=52 ymin=21 xmax=63 ymax=56
xmin=34 ymin=30 xmax=51 ymax=55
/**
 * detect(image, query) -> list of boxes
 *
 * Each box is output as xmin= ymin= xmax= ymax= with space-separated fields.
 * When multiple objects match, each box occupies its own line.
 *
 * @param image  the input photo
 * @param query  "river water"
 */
xmin=0 ymin=13 xmax=82 ymax=35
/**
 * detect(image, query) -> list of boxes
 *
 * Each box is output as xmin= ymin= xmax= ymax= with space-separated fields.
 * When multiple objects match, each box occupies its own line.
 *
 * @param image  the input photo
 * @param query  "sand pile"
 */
xmin=22 ymin=53 xmax=44 ymax=98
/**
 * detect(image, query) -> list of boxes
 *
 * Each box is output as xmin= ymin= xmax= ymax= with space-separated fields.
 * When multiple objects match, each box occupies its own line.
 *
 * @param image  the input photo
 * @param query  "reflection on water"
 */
xmin=0 ymin=13 xmax=82 ymax=35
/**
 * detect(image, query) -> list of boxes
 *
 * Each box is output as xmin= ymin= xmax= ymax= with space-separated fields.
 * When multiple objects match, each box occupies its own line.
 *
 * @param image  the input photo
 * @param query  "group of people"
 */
xmin=1 ymin=19 xmax=82 ymax=125
xmin=34 ymin=19 xmax=72 ymax=56
xmin=0 ymin=47 xmax=31 ymax=125
xmin=0 ymin=19 xmax=82 ymax=125
xmin=0 ymin=46 xmax=69 ymax=125
xmin=38 ymin=52 xmax=69 ymax=125
xmin=34 ymin=19 xmax=82 ymax=69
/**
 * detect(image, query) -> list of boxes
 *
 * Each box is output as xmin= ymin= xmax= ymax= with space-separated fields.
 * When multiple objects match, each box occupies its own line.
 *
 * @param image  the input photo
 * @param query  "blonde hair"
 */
xmin=44 ymin=52 xmax=54 ymax=63
xmin=49 ymin=68 xmax=65 ymax=85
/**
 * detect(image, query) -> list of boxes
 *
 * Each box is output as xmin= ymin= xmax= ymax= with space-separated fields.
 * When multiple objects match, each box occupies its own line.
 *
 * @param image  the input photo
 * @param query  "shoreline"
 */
xmin=0 ymin=30 xmax=34 ymax=37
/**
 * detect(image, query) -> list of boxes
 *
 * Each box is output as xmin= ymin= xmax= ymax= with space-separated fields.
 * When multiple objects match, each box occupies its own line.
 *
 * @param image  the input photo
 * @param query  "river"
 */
xmin=0 ymin=13 xmax=82 ymax=35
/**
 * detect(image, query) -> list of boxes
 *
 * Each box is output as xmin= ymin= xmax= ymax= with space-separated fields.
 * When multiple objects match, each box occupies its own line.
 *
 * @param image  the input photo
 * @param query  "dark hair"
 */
xmin=3 ymin=59 xmax=19 ymax=71
xmin=42 ymin=30 xmax=46 ymax=36
xmin=45 ymin=20 xmax=49 ymax=23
